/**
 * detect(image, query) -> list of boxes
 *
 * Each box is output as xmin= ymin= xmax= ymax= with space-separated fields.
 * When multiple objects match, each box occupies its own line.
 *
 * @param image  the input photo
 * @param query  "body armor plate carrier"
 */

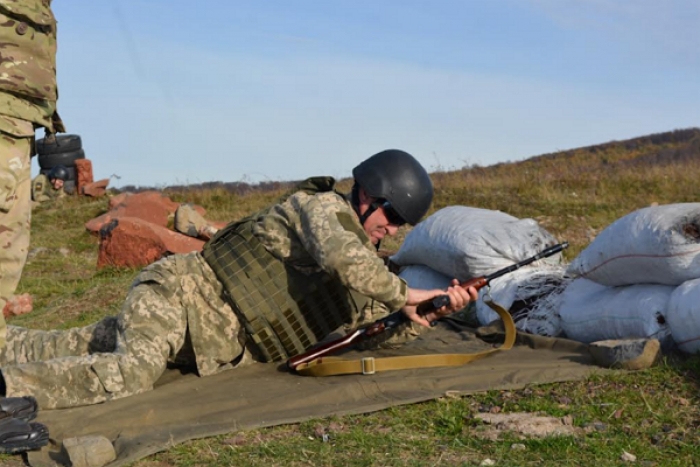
xmin=202 ymin=180 xmax=364 ymax=362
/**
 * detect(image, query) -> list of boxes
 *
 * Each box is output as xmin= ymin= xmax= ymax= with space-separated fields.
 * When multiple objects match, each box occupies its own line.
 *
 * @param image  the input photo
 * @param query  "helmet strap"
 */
xmin=351 ymin=183 xmax=382 ymax=251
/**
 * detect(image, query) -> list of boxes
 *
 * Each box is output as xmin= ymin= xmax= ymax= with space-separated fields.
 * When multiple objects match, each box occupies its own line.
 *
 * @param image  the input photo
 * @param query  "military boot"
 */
xmin=0 ymin=397 xmax=49 ymax=453
xmin=0 ymin=396 xmax=39 ymax=422
xmin=0 ymin=418 xmax=49 ymax=453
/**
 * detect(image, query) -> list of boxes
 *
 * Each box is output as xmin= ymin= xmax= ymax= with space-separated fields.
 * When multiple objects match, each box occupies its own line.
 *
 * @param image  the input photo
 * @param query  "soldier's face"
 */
xmin=364 ymin=209 xmax=401 ymax=245
xmin=50 ymin=178 xmax=64 ymax=190
xmin=357 ymin=188 xmax=401 ymax=245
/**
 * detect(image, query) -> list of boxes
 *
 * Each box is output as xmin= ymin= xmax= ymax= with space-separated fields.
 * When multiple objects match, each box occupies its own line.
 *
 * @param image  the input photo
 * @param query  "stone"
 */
xmin=86 ymin=191 xmax=184 ymax=233
xmin=82 ymin=178 xmax=110 ymax=197
xmin=62 ymin=435 xmax=116 ymax=467
xmin=88 ymin=192 xmax=217 ymax=268
xmin=75 ymin=159 xmax=94 ymax=194
xmin=2 ymin=293 xmax=32 ymax=318
xmin=174 ymin=203 xmax=209 ymax=237
xmin=474 ymin=412 xmax=580 ymax=439
xmin=589 ymin=338 xmax=661 ymax=370
xmin=97 ymin=217 xmax=204 ymax=269
xmin=108 ymin=192 xmax=132 ymax=210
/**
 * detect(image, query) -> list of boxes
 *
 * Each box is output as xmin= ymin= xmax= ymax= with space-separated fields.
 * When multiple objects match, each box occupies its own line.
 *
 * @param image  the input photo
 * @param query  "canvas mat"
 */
xmin=27 ymin=321 xmax=606 ymax=467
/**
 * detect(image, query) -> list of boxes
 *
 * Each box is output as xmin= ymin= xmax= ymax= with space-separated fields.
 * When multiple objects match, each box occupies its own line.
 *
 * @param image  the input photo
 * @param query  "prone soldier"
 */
xmin=0 ymin=150 xmax=478 ymax=415
xmin=31 ymin=165 xmax=68 ymax=202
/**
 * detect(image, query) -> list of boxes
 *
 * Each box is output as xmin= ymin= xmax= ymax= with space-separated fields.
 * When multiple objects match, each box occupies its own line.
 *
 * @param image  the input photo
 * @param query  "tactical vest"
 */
xmin=202 ymin=178 xmax=367 ymax=362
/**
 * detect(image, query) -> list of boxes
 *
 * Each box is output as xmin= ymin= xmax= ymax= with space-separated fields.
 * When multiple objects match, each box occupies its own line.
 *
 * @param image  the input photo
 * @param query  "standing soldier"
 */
xmin=0 ymin=150 xmax=477 ymax=413
xmin=0 ymin=2 xmax=64 ymax=331
xmin=0 ymin=0 xmax=63 ymax=452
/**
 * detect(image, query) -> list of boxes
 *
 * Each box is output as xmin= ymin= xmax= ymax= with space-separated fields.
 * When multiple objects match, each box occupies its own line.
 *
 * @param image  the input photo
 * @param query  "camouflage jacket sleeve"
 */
xmin=295 ymin=192 xmax=408 ymax=311
xmin=0 ymin=1 xmax=64 ymax=132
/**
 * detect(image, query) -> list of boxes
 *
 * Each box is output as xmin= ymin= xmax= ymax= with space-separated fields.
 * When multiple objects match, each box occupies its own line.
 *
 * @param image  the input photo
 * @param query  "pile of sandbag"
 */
xmin=562 ymin=203 xmax=700 ymax=352
xmin=391 ymin=206 xmax=568 ymax=335
xmin=392 ymin=203 xmax=700 ymax=354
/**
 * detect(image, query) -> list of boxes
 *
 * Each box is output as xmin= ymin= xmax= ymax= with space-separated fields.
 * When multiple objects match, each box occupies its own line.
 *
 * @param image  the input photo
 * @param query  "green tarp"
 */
xmin=27 ymin=323 xmax=605 ymax=467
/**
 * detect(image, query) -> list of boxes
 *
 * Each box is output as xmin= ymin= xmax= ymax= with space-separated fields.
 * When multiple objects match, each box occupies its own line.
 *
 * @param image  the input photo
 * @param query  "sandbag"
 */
xmin=559 ymin=278 xmax=673 ymax=346
xmin=666 ymin=278 xmax=700 ymax=354
xmin=475 ymin=265 xmax=568 ymax=337
xmin=391 ymin=206 xmax=561 ymax=281
xmin=567 ymin=203 xmax=700 ymax=286
xmin=398 ymin=264 xmax=453 ymax=290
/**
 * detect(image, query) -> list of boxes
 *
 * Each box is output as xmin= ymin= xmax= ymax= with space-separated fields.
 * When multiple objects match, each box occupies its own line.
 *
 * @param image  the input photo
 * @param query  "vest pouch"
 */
xmin=0 ymin=4 xmax=58 ymax=101
xmin=203 ymin=219 xmax=363 ymax=362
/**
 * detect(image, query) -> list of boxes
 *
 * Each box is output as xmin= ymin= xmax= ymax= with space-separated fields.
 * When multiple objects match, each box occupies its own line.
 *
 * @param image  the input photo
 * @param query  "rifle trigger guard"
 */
xmin=361 ymin=357 xmax=376 ymax=375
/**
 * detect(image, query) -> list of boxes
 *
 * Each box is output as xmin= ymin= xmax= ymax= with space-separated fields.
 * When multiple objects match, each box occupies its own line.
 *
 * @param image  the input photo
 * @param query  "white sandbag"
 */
xmin=559 ymin=278 xmax=673 ymax=345
xmin=475 ymin=265 xmax=568 ymax=337
xmin=567 ymin=203 xmax=700 ymax=286
xmin=391 ymin=206 xmax=561 ymax=281
xmin=666 ymin=278 xmax=700 ymax=354
xmin=398 ymin=264 xmax=453 ymax=290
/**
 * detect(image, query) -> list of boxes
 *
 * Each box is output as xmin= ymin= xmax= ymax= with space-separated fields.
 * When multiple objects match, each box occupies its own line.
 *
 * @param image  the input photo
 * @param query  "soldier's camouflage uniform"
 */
xmin=0 ymin=186 xmax=421 ymax=409
xmin=0 ymin=0 xmax=64 ymax=346
xmin=30 ymin=172 xmax=64 ymax=202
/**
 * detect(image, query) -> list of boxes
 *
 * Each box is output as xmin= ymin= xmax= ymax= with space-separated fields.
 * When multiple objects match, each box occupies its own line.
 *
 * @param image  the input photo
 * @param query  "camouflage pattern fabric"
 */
xmin=0 ymin=127 xmax=32 ymax=346
xmin=0 ymin=0 xmax=64 ymax=133
xmin=204 ymin=183 xmax=413 ymax=360
xmin=0 ymin=181 xmax=418 ymax=409
xmin=0 ymin=253 xmax=251 ymax=409
xmin=30 ymin=173 xmax=64 ymax=202
xmin=348 ymin=296 xmax=427 ymax=351
xmin=251 ymin=188 xmax=408 ymax=310
xmin=0 ymin=0 xmax=63 ymax=348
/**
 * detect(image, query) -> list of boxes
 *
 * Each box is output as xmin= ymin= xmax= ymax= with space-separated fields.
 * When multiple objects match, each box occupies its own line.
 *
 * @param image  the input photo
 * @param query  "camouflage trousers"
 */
xmin=0 ymin=253 xmax=248 ymax=409
xmin=0 ymin=130 xmax=33 ymax=348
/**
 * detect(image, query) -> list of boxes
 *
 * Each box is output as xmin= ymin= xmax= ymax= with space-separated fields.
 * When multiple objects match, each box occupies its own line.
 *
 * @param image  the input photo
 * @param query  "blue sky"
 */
xmin=45 ymin=0 xmax=700 ymax=188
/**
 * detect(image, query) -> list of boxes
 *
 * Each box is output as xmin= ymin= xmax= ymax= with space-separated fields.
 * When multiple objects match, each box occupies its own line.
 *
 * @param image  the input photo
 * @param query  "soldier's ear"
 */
xmin=357 ymin=186 xmax=373 ymax=204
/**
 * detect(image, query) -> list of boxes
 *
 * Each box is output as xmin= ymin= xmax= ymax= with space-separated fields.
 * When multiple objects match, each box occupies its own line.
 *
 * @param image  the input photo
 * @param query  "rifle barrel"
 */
xmin=484 ymin=241 xmax=569 ymax=283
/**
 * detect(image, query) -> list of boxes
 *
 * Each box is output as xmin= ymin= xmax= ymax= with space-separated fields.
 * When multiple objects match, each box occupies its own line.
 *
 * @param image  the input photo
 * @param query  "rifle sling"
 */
xmin=294 ymin=298 xmax=516 ymax=377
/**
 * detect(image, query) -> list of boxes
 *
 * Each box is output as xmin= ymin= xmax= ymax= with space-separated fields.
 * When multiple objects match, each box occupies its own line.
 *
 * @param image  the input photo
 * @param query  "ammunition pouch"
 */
xmin=202 ymin=219 xmax=364 ymax=362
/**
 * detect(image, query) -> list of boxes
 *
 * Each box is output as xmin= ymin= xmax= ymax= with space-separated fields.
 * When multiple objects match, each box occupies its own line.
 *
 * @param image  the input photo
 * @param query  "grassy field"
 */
xmin=4 ymin=129 xmax=700 ymax=466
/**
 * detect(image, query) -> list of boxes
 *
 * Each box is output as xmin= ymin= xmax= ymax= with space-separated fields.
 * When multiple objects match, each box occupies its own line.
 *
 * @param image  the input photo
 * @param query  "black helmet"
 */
xmin=47 ymin=165 xmax=69 ymax=181
xmin=352 ymin=149 xmax=433 ymax=226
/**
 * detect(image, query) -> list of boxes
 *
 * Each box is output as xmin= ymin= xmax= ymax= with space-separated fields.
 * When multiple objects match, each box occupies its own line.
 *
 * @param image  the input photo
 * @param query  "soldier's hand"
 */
xmin=403 ymin=281 xmax=478 ymax=328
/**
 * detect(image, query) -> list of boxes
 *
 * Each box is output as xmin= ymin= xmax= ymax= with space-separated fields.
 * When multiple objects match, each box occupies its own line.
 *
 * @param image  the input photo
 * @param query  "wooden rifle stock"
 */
xmin=415 ymin=276 xmax=488 ymax=316
xmin=287 ymin=242 xmax=569 ymax=371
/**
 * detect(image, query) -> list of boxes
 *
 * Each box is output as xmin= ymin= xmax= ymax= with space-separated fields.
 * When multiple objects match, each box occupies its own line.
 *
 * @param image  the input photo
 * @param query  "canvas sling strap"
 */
xmin=295 ymin=298 xmax=516 ymax=377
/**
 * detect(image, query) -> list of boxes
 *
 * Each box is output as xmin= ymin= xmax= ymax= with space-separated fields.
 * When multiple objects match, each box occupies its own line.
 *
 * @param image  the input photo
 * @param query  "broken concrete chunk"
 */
xmin=62 ymin=435 xmax=116 ymax=467
xmin=589 ymin=338 xmax=660 ymax=370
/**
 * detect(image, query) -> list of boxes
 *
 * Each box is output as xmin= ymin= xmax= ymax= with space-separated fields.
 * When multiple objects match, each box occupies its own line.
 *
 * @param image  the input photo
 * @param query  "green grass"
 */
xmin=2 ymin=128 xmax=700 ymax=466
